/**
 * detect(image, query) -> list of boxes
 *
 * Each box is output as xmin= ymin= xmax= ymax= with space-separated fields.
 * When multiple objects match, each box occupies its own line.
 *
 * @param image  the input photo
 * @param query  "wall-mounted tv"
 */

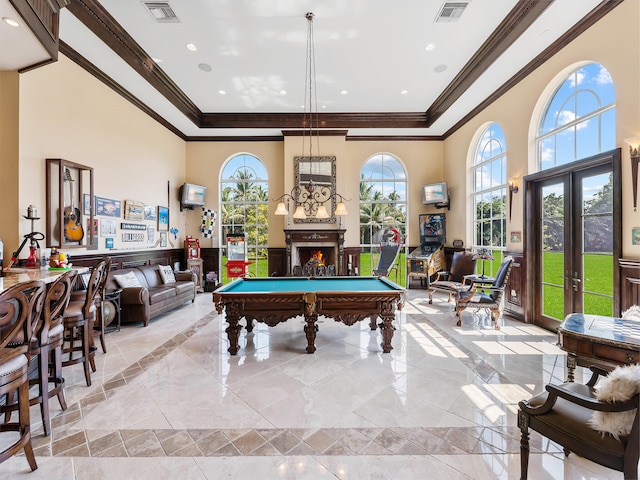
xmin=180 ymin=183 xmax=207 ymax=208
xmin=421 ymin=182 xmax=448 ymax=205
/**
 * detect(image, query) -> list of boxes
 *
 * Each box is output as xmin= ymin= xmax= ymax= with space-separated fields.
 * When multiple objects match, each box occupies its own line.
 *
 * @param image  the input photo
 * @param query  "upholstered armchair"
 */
xmin=427 ymin=250 xmax=476 ymax=307
xmin=454 ymin=256 xmax=513 ymax=329
xmin=518 ymin=365 xmax=639 ymax=480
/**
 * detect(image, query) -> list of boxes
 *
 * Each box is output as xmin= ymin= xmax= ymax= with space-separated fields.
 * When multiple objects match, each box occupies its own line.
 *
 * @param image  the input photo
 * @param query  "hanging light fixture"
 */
xmin=273 ymin=12 xmax=349 ymax=224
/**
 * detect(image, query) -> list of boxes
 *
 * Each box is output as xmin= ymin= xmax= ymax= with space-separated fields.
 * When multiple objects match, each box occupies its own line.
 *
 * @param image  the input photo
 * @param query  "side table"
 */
xmin=104 ymin=288 xmax=122 ymax=333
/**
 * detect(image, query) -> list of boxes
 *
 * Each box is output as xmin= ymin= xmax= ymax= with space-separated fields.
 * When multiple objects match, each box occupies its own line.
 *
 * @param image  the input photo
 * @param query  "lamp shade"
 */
xmin=274 ymin=202 xmax=288 ymax=215
xmin=316 ymin=205 xmax=329 ymax=219
xmin=334 ymin=201 xmax=348 ymax=216
xmin=292 ymin=205 xmax=307 ymax=219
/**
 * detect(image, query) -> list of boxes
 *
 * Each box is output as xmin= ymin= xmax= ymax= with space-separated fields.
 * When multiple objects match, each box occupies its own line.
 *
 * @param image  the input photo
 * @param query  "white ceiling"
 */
xmin=3 ymin=0 xmax=606 ymax=138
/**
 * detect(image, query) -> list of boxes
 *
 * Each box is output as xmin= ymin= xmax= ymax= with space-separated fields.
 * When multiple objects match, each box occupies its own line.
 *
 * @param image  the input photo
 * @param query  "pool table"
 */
xmin=213 ymin=276 xmax=405 ymax=355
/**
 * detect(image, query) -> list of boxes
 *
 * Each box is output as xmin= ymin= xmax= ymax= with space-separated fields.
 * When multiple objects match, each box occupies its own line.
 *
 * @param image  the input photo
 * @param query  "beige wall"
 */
xmin=186 ymin=134 xmax=443 ymax=249
xmin=0 ymin=71 xmax=20 ymax=264
xmin=15 ymin=55 xmax=186 ymax=259
xmin=444 ymin=0 xmax=640 ymax=257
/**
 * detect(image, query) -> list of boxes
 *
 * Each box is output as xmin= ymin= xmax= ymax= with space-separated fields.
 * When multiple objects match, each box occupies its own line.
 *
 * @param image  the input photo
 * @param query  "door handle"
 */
xmin=572 ymin=277 xmax=582 ymax=292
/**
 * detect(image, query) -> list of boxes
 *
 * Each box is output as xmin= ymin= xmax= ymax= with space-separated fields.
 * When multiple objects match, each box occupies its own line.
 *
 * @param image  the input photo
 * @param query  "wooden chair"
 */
xmin=30 ymin=270 xmax=76 ymax=436
xmin=427 ymin=250 xmax=477 ymax=306
xmin=62 ymin=259 xmax=109 ymax=387
xmin=0 ymin=280 xmax=45 ymax=471
xmin=72 ymin=257 xmax=112 ymax=354
xmin=518 ymin=366 xmax=639 ymax=480
xmin=455 ymin=256 xmax=513 ymax=329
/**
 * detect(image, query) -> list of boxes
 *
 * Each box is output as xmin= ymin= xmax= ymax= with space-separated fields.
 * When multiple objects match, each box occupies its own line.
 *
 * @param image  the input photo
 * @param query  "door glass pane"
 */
xmin=541 ymin=183 xmax=565 ymax=320
xmin=582 ymin=173 xmax=614 ymax=316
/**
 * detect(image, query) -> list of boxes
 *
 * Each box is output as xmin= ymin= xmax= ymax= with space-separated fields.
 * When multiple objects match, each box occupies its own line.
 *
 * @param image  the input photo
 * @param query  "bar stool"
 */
xmin=71 ymin=258 xmax=111 ymax=355
xmin=32 ymin=270 xmax=76 ymax=435
xmin=0 ymin=280 xmax=45 ymax=471
xmin=62 ymin=259 xmax=108 ymax=387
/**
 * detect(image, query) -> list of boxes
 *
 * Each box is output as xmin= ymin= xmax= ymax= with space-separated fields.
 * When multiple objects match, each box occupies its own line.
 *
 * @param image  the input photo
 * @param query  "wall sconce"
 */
xmin=624 ymin=137 xmax=640 ymax=211
xmin=508 ymin=178 xmax=519 ymax=221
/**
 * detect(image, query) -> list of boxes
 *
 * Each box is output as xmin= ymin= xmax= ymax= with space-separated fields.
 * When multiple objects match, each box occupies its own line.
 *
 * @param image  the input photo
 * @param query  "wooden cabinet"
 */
xmin=187 ymin=258 xmax=203 ymax=293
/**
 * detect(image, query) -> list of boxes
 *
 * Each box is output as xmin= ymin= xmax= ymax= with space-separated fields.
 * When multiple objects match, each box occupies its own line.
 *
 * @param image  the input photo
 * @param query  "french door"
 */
xmin=524 ymin=150 xmax=621 ymax=331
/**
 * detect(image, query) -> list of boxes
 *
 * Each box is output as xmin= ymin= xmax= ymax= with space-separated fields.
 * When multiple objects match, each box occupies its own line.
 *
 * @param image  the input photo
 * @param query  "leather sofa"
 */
xmin=105 ymin=264 xmax=196 ymax=327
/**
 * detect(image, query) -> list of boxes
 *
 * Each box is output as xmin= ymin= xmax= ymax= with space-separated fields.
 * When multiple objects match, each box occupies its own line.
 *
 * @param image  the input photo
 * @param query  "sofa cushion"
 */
xmin=173 ymin=282 xmax=195 ymax=295
xmin=147 ymin=287 xmax=176 ymax=304
xmin=158 ymin=265 xmax=176 ymax=284
xmin=113 ymin=271 xmax=142 ymax=288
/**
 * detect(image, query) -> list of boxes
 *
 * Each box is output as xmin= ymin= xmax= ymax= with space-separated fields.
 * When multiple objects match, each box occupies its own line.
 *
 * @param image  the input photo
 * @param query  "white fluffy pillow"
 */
xmin=113 ymin=271 xmax=142 ymax=289
xmin=158 ymin=265 xmax=176 ymax=284
xmin=588 ymin=364 xmax=640 ymax=439
xmin=622 ymin=305 xmax=640 ymax=321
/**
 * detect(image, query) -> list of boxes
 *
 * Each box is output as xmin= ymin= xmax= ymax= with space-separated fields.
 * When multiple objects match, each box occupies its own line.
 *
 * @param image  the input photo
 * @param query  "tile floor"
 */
xmin=0 ymin=289 xmax=631 ymax=479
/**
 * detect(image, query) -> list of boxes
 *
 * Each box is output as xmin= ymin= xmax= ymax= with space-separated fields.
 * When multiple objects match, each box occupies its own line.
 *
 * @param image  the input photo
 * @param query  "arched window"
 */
xmin=220 ymin=154 xmax=269 ymax=279
xmin=471 ymin=123 xmax=506 ymax=272
xmin=537 ymin=63 xmax=616 ymax=170
xmin=359 ymin=153 xmax=407 ymax=284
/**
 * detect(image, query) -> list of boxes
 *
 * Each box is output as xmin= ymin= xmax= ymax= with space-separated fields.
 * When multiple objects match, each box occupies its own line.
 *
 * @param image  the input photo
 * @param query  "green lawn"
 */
xmin=218 ymin=251 xmax=614 ymax=319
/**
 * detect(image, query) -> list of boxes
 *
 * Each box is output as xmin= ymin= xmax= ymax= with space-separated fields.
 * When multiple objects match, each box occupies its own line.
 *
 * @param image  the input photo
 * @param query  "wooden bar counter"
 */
xmin=0 ymin=266 xmax=88 ymax=292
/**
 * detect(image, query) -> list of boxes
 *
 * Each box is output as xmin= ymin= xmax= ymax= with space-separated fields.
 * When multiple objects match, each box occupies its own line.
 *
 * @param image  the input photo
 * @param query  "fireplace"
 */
xmin=284 ymin=229 xmax=345 ymax=276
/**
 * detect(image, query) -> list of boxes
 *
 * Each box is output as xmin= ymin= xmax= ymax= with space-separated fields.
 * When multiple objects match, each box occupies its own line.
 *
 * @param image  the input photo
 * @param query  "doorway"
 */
xmin=524 ymin=150 xmax=621 ymax=330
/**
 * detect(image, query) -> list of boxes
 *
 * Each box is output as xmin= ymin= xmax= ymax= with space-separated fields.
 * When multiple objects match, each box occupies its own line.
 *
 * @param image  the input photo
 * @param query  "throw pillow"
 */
xmin=158 ymin=265 xmax=176 ymax=284
xmin=621 ymin=305 xmax=640 ymax=321
xmin=113 ymin=271 xmax=142 ymax=289
xmin=588 ymin=364 xmax=640 ymax=439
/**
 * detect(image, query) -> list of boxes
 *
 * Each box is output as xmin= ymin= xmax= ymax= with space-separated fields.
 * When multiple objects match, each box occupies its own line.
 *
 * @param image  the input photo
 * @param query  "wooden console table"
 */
xmin=557 ymin=313 xmax=640 ymax=381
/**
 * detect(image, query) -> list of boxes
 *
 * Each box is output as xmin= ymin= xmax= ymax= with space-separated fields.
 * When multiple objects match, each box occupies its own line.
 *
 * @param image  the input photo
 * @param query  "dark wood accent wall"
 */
xmin=268 ymin=248 xmax=287 ymax=277
xmin=504 ymin=251 xmax=525 ymax=321
xmin=69 ymin=249 xmax=184 ymax=272
xmin=619 ymin=258 xmax=640 ymax=313
xmin=200 ymin=248 xmax=219 ymax=278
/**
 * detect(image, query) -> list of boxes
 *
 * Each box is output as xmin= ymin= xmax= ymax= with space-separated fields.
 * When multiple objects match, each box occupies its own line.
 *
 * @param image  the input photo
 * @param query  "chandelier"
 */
xmin=273 ymin=12 xmax=348 ymax=224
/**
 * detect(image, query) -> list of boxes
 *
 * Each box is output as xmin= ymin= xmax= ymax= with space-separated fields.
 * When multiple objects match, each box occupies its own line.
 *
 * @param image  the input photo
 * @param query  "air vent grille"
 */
xmin=435 ymin=2 xmax=469 ymax=22
xmin=143 ymin=2 xmax=180 ymax=23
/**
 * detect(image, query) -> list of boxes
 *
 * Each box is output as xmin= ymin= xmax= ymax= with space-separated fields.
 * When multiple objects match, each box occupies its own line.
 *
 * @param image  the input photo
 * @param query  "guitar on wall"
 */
xmin=63 ymin=168 xmax=84 ymax=242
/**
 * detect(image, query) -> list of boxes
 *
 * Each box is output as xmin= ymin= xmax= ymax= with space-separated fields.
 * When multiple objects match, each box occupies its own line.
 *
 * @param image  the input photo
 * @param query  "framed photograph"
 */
xmin=124 ymin=200 xmax=145 ymax=221
xmin=632 ymin=227 xmax=640 ymax=245
xmin=147 ymin=226 xmax=156 ymax=244
xmin=144 ymin=205 xmax=157 ymax=221
xmin=160 ymin=231 xmax=168 ymax=247
xmin=83 ymin=194 xmax=94 ymax=215
xmin=157 ymin=206 xmax=169 ymax=231
xmin=511 ymin=231 xmax=522 ymax=243
xmin=100 ymin=218 xmax=117 ymax=237
xmin=96 ymin=196 xmax=121 ymax=217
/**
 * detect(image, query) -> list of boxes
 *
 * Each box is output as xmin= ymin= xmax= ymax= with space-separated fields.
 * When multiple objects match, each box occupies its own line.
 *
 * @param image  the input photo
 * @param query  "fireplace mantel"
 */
xmin=284 ymin=229 xmax=346 ymax=275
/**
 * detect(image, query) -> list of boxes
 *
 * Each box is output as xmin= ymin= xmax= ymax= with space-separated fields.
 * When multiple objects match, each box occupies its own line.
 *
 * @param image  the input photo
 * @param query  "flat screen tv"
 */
xmin=421 ymin=182 xmax=448 ymax=205
xmin=180 ymin=183 xmax=207 ymax=207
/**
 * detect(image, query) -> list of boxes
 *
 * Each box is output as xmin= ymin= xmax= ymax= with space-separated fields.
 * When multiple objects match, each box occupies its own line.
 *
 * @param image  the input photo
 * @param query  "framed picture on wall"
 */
xmin=157 ymin=206 xmax=169 ymax=231
xmin=160 ymin=231 xmax=168 ymax=247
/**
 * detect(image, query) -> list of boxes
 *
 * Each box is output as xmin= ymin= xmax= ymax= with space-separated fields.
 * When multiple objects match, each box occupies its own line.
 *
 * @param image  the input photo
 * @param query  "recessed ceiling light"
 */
xmin=186 ymin=43 xmax=197 ymax=51
xmin=198 ymin=63 xmax=212 ymax=72
xmin=434 ymin=64 xmax=448 ymax=73
xmin=340 ymin=90 xmax=348 ymax=95
xmin=2 ymin=17 xmax=20 ymax=27
xmin=218 ymin=90 xmax=226 ymax=95
xmin=401 ymin=90 xmax=409 ymax=95
xmin=322 ymin=105 xmax=327 ymax=109
xmin=279 ymin=90 xmax=287 ymax=95
xmin=425 ymin=43 xmax=435 ymax=51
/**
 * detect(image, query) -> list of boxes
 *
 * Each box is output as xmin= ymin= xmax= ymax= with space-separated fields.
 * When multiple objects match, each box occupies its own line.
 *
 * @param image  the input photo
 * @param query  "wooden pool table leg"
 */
xmin=304 ymin=292 xmax=318 ymax=353
xmin=225 ymin=315 xmax=242 ymax=355
xmin=304 ymin=317 xmax=318 ymax=354
xmin=379 ymin=314 xmax=396 ymax=353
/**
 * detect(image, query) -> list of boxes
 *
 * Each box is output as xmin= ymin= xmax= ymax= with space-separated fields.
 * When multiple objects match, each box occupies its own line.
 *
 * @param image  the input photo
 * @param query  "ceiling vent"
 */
xmin=435 ymin=2 xmax=469 ymax=22
xmin=143 ymin=2 xmax=180 ymax=23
